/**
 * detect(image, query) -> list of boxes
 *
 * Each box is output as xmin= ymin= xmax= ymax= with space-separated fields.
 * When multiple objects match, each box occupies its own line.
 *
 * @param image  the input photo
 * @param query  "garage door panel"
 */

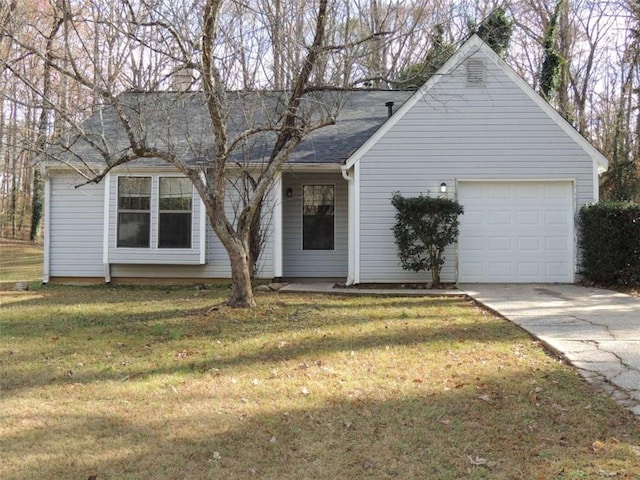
xmin=518 ymin=237 xmax=540 ymax=251
xmin=551 ymin=262 xmax=572 ymax=275
xmin=517 ymin=262 xmax=541 ymax=277
xmin=517 ymin=210 xmax=540 ymax=225
xmin=488 ymin=185 xmax=512 ymax=199
xmin=517 ymin=185 xmax=541 ymax=199
xmin=489 ymin=237 xmax=511 ymax=251
xmin=464 ymin=211 xmax=484 ymax=225
xmin=546 ymin=183 xmax=571 ymax=199
xmin=546 ymin=236 xmax=569 ymax=251
xmin=458 ymin=181 xmax=574 ymax=283
xmin=545 ymin=210 xmax=569 ymax=225
xmin=460 ymin=262 xmax=483 ymax=277
xmin=488 ymin=211 xmax=511 ymax=224
xmin=489 ymin=262 xmax=513 ymax=277
xmin=459 ymin=235 xmax=484 ymax=250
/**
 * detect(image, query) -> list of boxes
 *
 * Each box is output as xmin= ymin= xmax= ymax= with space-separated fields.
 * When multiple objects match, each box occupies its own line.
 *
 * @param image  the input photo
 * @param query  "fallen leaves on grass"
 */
xmin=467 ymin=454 xmax=492 ymax=467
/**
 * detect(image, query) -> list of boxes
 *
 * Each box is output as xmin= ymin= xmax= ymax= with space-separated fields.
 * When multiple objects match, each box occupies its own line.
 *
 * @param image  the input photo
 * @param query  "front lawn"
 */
xmin=1 ymin=285 xmax=639 ymax=479
xmin=0 ymin=239 xmax=43 ymax=286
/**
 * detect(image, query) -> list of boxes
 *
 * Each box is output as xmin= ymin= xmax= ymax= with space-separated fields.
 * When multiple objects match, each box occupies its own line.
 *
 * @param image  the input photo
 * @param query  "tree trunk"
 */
xmin=205 ymin=200 xmax=257 ymax=307
xmin=248 ymin=199 xmax=263 ymax=279
xmin=431 ymin=267 xmax=441 ymax=288
xmin=227 ymin=239 xmax=257 ymax=308
xmin=29 ymin=169 xmax=43 ymax=240
xmin=30 ymin=11 xmax=62 ymax=241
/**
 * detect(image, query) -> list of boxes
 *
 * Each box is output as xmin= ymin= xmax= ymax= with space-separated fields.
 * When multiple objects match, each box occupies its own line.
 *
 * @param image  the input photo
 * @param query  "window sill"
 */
xmin=109 ymin=247 xmax=202 ymax=265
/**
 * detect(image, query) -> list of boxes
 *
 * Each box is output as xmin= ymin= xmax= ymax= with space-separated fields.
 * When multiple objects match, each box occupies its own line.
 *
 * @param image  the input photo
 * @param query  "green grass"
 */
xmin=2 ymin=283 xmax=639 ymax=480
xmin=0 ymin=239 xmax=43 ymax=285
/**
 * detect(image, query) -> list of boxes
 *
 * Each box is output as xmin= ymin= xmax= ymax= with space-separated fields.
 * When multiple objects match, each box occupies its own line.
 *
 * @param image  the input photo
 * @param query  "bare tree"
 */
xmin=3 ymin=0 xmax=350 ymax=307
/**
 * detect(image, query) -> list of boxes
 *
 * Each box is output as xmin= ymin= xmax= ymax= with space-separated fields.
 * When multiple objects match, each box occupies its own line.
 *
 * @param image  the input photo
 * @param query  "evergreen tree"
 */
xmin=473 ymin=7 xmax=514 ymax=58
xmin=393 ymin=24 xmax=455 ymax=89
xmin=539 ymin=0 xmax=564 ymax=100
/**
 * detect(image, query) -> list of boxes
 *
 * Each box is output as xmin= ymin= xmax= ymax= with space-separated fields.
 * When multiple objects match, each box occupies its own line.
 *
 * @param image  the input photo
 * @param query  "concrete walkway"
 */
xmin=462 ymin=284 xmax=640 ymax=416
xmin=280 ymin=282 xmax=640 ymax=416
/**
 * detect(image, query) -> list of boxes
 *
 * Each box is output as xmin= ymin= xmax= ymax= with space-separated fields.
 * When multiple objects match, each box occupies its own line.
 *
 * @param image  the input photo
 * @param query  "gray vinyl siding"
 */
xmin=49 ymin=172 xmax=104 ymax=277
xmin=282 ymin=172 xmax=347 ymax=278
xmin=49 ymin=167 xmax=275 ymax=280
xmin=358 ymin=49 xmax=595 ymax=283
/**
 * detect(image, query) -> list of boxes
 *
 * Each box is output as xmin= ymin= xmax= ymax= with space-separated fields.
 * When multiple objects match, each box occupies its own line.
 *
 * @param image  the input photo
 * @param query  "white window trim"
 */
xmin=114 ymin=174 xmax=198 ymax=252
xmin=157 ymin=176 xmax=194 ymax=250
xmin=115 ymin=175 xmax=153 ymax=249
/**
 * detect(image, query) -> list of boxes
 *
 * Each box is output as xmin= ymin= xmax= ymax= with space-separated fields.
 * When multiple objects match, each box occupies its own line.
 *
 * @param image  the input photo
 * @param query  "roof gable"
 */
xmin=344 ymin=35 xmax=608 ymax=173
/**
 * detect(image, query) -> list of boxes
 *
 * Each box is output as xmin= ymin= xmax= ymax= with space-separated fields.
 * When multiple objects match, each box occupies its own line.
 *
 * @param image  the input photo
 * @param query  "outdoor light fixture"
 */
xmin=440 ymin=182 xmax=447 ymax=193
xmin=286 ymin=187 xmax=293 ymax=198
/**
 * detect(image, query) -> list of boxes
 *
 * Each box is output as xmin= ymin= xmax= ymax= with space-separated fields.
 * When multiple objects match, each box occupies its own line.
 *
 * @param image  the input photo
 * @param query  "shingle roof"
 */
xmin=45 ymin=89 xmax=414 ymax=168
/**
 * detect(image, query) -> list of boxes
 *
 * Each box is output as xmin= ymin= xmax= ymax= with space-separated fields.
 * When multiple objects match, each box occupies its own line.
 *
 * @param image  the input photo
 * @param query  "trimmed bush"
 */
xmin=578 ymin=202 xmax=640 ymax=287
xmin=391 ymin=193 xmax=464 ymax=287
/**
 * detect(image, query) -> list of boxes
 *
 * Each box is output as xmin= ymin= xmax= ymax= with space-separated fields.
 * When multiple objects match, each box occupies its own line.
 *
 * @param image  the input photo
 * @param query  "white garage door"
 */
xmin=458 ymin=181 xmax=574 ymax=283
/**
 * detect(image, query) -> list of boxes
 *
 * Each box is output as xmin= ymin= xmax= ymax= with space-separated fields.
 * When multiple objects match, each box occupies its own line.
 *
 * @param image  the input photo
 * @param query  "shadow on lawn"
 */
xmin=2 ymin=303 xmax=525 ymax=394
xmin=1 ymin=283 xmax=463 ymax=310
xmin=4 ymin=371 xmax=640 ymax=480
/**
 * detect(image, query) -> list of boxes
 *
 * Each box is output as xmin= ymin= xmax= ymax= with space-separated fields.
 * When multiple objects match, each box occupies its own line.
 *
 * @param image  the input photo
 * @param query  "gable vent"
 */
xmin=466 ymin=59 xmax=485 ymax=86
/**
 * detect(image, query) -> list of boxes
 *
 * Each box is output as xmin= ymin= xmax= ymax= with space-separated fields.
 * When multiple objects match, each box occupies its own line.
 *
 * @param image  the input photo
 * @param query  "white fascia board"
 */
xmin=473 ymin=38 xmax=609 ymax=174
xmin=343 ymin=34 xmax=609 ymax=176
xmin=343 ymin=36 xmax=486 ymax=171
xmin=281 ymin=163 xmax=343 ymax=173
xmin=593 ymin=159 xmax=600 ymax=203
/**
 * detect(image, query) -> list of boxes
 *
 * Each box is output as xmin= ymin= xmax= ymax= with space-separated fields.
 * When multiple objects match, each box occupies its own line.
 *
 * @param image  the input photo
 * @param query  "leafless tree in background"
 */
xmin=1 ymin=0 xmax=639 ymax=302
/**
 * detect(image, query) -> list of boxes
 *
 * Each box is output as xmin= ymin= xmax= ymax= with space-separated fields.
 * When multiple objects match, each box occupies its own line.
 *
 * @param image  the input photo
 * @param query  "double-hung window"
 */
xmin=158 ymin=177 xmax=192 ymax=248
xmin=117 ymin=177 xmax=151 ymax=248
xmin=116 ymin=176 xmax=193 ymax=249
xmin=302 ymin=184 xmax=334 ymax=250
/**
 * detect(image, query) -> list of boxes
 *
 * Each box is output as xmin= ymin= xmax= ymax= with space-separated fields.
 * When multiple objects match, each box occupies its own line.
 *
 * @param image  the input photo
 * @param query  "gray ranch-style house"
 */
xmin=41 ymin=35 xmax=608 ymax=285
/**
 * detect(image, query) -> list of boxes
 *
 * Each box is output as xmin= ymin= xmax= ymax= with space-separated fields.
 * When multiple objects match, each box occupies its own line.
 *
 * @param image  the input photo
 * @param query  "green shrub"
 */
xmin=578 ymin=202 xmax=640 ymax=287
xmin=391 ymin=193 xmax=464 ymax=287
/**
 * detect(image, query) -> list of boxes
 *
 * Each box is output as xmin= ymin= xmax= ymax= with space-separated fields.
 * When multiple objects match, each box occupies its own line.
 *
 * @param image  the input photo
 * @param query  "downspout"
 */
xmin=199 ymin=171 xmax=207 ymax=265
xmin=341 ymin=164 xmax=355 ymax=286
xmin=103 ymin=173 xmax=111 ymax=283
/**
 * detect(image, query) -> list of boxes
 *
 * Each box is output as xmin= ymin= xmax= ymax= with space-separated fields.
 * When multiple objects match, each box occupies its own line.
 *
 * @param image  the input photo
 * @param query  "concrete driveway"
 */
xmin=462 ymin=284 xmax=640 ymax=416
